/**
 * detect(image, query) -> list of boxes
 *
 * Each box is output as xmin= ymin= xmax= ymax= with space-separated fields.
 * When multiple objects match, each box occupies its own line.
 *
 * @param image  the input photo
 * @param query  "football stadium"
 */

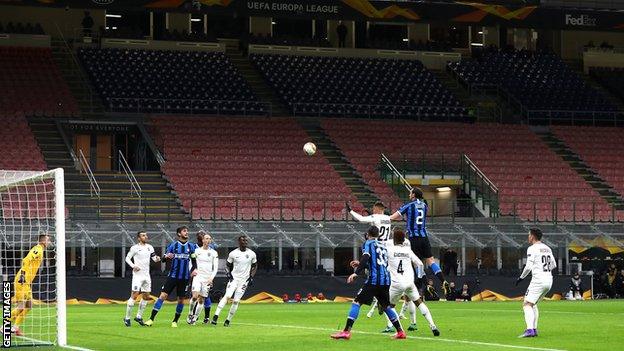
xmin=0 ymin=0 xmax=623 ymax=350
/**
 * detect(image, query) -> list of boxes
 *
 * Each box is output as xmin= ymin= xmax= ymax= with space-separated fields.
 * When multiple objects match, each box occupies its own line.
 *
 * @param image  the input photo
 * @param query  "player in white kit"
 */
xmin=124 ymin=231 xmax=161 ymax=326
xmin=187 ymin=231 xmax=218 ymax=325
xmin=516 ymin=228 xmax=556 ymax=338
xmin=347 ymin=202 xmax=412 ymax=327
xmin=386 ymin=228 xmax=440 ymax=336
xmin=211 ymin=235 xmax=257 ymax=327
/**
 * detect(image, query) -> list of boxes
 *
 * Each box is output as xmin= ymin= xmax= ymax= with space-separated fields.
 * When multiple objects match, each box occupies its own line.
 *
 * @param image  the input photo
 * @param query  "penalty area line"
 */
xmin=236 ymin=322 xmax=568 ymax=351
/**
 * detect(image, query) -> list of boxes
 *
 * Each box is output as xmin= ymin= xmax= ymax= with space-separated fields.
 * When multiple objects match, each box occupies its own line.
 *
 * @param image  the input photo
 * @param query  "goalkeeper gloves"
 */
xmin=515 ymin=277 xmax=523 ymax=286
xmin=18 ymin=271 xmax=26 ymax=284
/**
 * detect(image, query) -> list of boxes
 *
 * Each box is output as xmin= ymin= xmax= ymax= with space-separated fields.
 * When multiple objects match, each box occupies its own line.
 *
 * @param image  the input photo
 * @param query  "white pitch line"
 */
xmin=235 ymin=322 xmax=568 ymax=351
xmin=452 ymin=308 xmax=623 ymax=316
xmin=15 ymin=335 xmax=94 ymax=351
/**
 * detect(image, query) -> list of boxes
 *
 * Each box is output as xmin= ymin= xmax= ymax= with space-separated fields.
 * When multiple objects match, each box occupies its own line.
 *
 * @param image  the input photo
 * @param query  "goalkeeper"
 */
xmin=10 ymin=233 xmax=50 ymax=337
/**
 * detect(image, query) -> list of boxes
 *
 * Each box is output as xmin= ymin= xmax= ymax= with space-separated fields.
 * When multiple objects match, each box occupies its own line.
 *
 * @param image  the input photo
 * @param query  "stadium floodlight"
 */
xmin=0 ymin=169 xmax=66 ymax=348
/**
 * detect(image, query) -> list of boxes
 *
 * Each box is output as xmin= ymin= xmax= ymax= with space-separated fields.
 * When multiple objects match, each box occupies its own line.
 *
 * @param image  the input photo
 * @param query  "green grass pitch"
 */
xmin=41 ymin=300 xmax=624 ymax=350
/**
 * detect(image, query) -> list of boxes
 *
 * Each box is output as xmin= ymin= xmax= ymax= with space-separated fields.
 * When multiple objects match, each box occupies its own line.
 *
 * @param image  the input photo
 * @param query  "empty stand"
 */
xmin=322 ymin=119 xmax=616 ymax=222
xmin=0 ymin=46 xmax=79 ymax=117
xmin=78 ymin=48 xmax=268 ymax=115
xmin=0 ymin=113 xmax=47 ymax=171
xmin=449 ymin=50 xmax=618 ymax=121
xmin=590 ymin=67 xmax=624 ymax=104
xmin=553 ymin=126 xmax=624 ymax=218
xmin=250 ymin=54 xmax=467 ymax=119
xmin=152 ymin=116 xmax=363 ymax=221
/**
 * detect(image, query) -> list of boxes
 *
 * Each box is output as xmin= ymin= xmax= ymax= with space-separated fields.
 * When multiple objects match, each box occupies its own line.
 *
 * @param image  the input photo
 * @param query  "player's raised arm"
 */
xmin=390 ymin=202 xmax=411 ymax=221
xmin=347 ymin=202 xmax=374 ymax=223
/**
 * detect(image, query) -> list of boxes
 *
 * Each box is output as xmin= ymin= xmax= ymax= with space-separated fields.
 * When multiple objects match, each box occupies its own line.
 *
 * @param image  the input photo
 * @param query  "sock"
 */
xmin=384 ymin=306 xmax=403 ymax=332
xmin=196 ymin=304 xmax=204 ymax=320
xmin=384 ymin=313 xmax=393 ymax=328
xmin=417 ymin=303 xmax=436 ymax=329
xmin=13 ymin=309 xmax=29 ymax=326
xmin=150 ymin=298 xmax=164 ymax=320
xmin=189 ymin=298 xmax=198 ymax=319
xmin=523 ymin=305 xmax=534 ymax=330
xmin=137 ymin=300 xmax=148 ymax=319
xmin=368 ymin=298 xmax=378 ymax=315
xmin=10 ymin=309 xmax=19 ymax=324
xmin=532 ymin=305 xmax=539 ymax=330
xmin=430 ymin=262 xmax=445 ymax=283
xmin=214 ymin=296 xmax=228 ymax=318
xmin=226 ymin=302 xmax=239 ymax=322
xmin=173 ymin=303 xmax=184 ymax=322
xmin=125 ymin=298 xmax=135 ymax=320
xmin=408 ymin=301 xmax=417 ymax=324
xmin=399 ymin=300 xmax=408 ymax=316
xmin=204 ymin=297 xmax=212 ymax=319
xmin=344 ymin=303 xmax=360 ymax=331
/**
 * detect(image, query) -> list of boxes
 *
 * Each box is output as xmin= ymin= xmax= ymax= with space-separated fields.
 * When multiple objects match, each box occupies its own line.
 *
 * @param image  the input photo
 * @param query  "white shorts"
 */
xmin=524 ymin=280 xmax=552 ymax=304
xmin=131 ymin=274 xmax=151 ymax=293
xmin=389 ymin=281 xmax=421 ymax=305
xmin=224 ymin=279 xmax=249 ymax=302
xmin=191 ymin=276 xmax=213 ymax=297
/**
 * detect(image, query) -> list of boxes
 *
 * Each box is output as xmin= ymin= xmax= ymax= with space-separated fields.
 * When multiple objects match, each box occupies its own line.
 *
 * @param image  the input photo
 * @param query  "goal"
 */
xmin=0 ymin=169 xmax=66 ymax=347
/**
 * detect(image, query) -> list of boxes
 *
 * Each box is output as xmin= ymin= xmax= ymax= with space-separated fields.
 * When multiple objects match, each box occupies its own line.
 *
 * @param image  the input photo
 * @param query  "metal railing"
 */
xmin=460 ymin=154 xmax=499 ymax=217
xmin=118 ymin=150 xmax=142 ymax=212
xmin=524 ymin=110 xmax=623 ymax=126
xmin=78 ymin=149 xmax=100 ymax=198
xmin=380 ymin=153 xmax=413 ymax=193
xmin=293 ymin=102 xmax=468 ymax=120
xmin=107 ymin=98 xmax=272 ymax=116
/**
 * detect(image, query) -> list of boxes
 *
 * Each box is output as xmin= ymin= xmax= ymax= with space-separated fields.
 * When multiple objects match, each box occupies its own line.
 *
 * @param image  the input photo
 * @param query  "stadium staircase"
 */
xmin=222 ymin=41 xmax=291 ymax=116
xmin=298 ymin=118 xmax=380 ymax=209
xmin=441 ymin=68 xmax=518 ymax=123
xmin=28 ymin=118 xmax=187 ymax=223
xmin=50 ymin=38 xmax=106 ymax=118
xmin=537 ymin=130 xmax=624 ymax=210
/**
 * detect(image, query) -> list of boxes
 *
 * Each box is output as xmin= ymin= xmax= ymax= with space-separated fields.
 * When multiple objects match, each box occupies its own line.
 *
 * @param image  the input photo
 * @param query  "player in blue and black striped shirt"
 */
xmin=390 ymin=187 xmax=449 ymax=294
xmin=145 ymin=226 xmax=197 ymax=327
xmin=331 ymin=226 xmax=406 ymax=340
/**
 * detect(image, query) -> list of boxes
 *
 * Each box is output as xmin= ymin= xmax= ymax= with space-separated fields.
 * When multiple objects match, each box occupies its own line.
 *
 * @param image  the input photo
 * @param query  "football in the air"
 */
xmin=303 ymin=142 xmax=317 ymax=156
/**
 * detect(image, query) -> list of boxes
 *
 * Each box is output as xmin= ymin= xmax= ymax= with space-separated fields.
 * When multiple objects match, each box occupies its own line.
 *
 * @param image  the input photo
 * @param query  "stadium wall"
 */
xmin=66 ymin=275 xmax=590 ymax=301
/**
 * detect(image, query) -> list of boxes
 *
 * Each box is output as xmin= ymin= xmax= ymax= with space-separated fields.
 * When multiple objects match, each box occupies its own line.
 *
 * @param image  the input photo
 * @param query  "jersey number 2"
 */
xmin=541 ymin=255 xmax=552 ymax=272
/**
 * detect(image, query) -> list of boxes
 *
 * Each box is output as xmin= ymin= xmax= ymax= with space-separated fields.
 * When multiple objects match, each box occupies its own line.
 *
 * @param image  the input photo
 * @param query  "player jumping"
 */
xmin=516 ymin=228 xmax=556 ymax=338
xmin=331 ymin=226 xmax=405 ymax=340
xmin=386 ymin=228 xmax=440 ymax=336
xmin=347 ymin=201 xmax=409 ymax=328
xmin=10 ymin=233 xmax=50 ymax=337
xmin=187 ymin=231 xmax=218 ymax=325
xmin=212 ymin=235 xmax=257 ymax=327
xmin=124 ymin=231 xmax=161 ymax=326
xmin=389 ymin=188 xmax=450 ymax=294
xmin=144 ymin=226 xmax=197 ymax=328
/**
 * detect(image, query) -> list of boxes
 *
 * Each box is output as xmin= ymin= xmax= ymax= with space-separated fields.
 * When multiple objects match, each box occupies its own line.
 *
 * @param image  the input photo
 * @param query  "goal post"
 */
xmin=0 ymin=168 xmax=66 ymax=347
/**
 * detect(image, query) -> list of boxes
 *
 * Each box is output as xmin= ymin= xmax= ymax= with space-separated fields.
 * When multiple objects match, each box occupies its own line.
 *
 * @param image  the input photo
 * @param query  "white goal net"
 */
xmin=0 ymin=169 xmax=66 ymax=348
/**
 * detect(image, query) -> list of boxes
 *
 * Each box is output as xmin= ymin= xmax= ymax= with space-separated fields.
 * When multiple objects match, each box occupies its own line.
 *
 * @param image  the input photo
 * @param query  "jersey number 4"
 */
xmin=397 ymin=260 xmax=404 ymax=274
xmin=541 ymin=255 xmax=552 ymax=272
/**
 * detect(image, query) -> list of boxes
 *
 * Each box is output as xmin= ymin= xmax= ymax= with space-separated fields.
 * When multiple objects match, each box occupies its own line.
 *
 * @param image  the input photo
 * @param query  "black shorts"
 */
xmin=410 ymin=236 xmax=433 ymax=259
xmin=354 ymin=284 xmax=390 ymax=307
xmin=161 ymin=277 xmax=189 ymax=298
